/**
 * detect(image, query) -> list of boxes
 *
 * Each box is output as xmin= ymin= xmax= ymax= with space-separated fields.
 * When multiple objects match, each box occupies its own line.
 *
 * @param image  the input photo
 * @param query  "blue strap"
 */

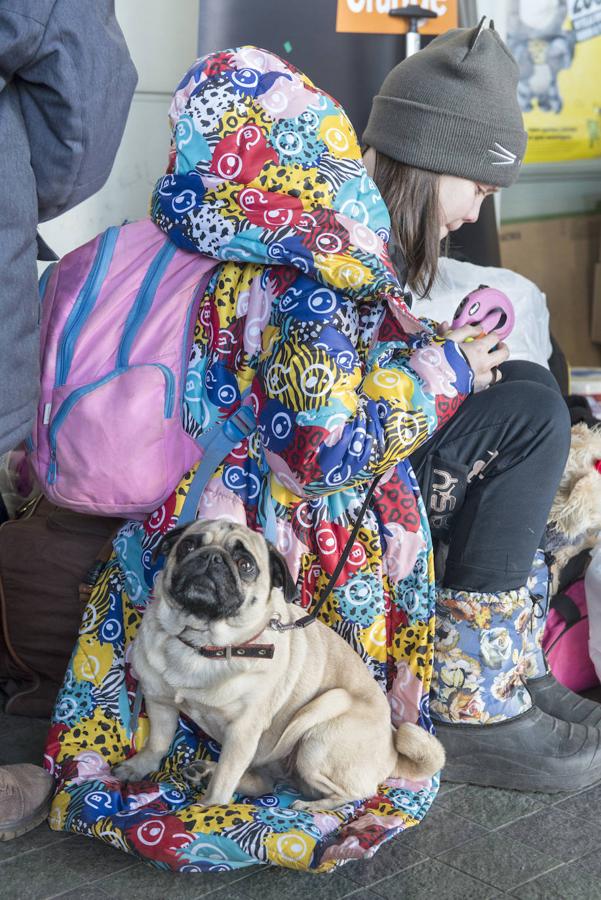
xmin=262 ymin=481 xmax=278 ymax=544
xmin=178 ymin=404 xmax=257 ymax=525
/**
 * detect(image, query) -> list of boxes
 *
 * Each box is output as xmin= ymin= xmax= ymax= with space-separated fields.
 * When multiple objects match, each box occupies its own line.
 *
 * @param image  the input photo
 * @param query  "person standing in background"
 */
xmin=0 ymin=0 xmax=137 ymax=841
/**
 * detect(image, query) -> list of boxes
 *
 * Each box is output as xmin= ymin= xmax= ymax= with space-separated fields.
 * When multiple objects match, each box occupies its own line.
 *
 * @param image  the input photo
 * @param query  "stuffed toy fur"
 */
xmin=547 ymin=422 xmax=601 ymax=588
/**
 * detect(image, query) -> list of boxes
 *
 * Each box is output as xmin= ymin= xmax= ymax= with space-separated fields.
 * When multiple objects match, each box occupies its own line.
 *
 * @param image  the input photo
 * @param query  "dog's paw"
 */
xmin=291 ymin=796 xmax=348 ymax=811
xmin=112 ymin=750 xmax=161 ymax=783
xmin=112 ymin=760 xmax=145 ymax=783
xmin=198 ymin=788 xmax=233 ymax=807
xmin=290 ymin=798 xmax=325 ymax=812
xmin=183 ymin=759 xmax=217 ymax=787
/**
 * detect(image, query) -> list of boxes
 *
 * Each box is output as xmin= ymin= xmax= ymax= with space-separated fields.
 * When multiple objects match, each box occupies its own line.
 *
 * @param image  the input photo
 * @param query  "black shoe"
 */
xmin=526 ymin=671 xmax=601 ymax=728
xmin=435 ymin=706 xmax=601 ymax=792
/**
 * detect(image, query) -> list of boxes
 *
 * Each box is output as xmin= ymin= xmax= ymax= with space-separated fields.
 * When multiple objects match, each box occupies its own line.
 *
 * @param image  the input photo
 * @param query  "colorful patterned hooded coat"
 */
xmin=45 ymin=47 xmax=473 ymax=872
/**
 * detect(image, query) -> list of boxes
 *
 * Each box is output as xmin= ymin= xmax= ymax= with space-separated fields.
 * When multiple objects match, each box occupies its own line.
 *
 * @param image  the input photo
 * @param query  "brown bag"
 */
xmin=0 ymin=495 xmax=121 ymax=717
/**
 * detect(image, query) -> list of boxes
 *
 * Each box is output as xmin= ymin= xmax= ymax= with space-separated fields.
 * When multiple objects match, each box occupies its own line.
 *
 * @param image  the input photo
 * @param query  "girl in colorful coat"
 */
xmin=45 ymin=22 xmax=601 ymax=873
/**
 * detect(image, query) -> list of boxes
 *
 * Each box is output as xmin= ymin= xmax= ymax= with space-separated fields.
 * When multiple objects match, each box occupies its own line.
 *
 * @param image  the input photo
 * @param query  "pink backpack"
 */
xmin=30 ymin=220 xmax=218 ymax=518
xmin=542 ymin=577 xmax=599 ymax=693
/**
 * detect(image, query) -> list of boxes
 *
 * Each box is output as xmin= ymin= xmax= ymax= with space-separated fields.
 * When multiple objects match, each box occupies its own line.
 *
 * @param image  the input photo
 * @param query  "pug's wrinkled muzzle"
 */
xmin=171 ymin=550 xmax=243 ymax=620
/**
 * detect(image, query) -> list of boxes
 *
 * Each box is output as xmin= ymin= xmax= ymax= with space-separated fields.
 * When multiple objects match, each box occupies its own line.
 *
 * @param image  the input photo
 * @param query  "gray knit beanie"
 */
xmin=363 ymin=21 xmax=527 ymax=188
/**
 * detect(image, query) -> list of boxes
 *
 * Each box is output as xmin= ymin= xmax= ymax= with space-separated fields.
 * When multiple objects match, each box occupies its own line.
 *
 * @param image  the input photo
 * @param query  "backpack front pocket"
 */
xmin=46 ymin=365 xmax=176 ymax=516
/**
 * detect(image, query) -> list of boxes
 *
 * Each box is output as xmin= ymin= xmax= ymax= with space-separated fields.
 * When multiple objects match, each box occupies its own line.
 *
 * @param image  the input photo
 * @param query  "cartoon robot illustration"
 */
xmin=507 ymin=0 xmax=577 ymax=114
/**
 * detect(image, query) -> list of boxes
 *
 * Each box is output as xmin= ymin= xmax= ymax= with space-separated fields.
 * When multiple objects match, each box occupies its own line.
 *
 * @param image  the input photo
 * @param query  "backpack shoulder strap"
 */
xmin=550 ymin=591 xmax=583 ymax=626
xmin=556 ymin=548 xmax=591 ymax=594
xmin=178 ymin=403 xmax=256 ymax=526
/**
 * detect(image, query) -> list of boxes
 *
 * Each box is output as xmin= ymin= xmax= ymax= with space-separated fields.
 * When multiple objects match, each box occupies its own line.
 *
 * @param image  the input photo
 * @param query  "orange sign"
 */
xmin=336 ymin=0 xmax=458 ymax=35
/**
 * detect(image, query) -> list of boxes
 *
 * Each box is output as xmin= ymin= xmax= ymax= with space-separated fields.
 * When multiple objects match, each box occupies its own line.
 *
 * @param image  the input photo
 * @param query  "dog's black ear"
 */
xmin=268 ymin=544 xmax=298 ymax=603
xmin=151 ymin=525 xmax=188 ymax=564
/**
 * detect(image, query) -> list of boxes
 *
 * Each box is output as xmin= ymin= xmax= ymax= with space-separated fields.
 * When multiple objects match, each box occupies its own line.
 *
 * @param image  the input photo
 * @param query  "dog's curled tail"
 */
xmin=393 ymin=722 xmax=446 ymax=781
xmin=262 ymin=688 xmax=353 ymax=764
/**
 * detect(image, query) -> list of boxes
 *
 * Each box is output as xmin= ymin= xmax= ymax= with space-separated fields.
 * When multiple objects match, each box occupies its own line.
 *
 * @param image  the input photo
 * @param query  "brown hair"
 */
xmin=371 ymin=150 xmax=443 ymax=297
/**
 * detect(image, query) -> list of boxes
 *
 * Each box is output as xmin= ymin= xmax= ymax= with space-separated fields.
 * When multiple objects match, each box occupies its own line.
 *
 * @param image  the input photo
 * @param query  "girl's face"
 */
xmin=438 ymin=175 xmax=498 ymax=240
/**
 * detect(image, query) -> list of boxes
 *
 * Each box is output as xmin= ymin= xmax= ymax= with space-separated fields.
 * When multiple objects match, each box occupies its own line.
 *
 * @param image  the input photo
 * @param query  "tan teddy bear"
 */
xmin=547 ymin=422 xmax=601 ymax=590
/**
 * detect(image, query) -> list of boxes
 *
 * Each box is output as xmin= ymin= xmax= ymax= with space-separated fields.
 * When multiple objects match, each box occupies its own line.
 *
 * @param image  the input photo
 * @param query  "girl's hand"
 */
xmin=437 ymin=321 xmax=510 ymax=391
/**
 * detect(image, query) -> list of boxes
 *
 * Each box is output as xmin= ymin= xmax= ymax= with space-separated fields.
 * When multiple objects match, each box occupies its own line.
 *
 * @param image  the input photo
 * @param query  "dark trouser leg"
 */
xmin=410 ymin=361 xmax=570 ymax=592
xmin=416 ymin=365 xmax=601 ymax=787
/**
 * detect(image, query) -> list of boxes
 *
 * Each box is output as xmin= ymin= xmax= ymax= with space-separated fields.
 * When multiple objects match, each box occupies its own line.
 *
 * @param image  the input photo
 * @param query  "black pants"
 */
xmin=410 ymin=361 xmax=570 ymax=593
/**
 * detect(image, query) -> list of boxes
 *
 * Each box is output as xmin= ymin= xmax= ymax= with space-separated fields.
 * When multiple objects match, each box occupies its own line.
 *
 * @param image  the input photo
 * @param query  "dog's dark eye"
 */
xmin=236 ymin=556 xmax=255 ymax=578
xmin=178 ymin=539 xmax=196 ymax=557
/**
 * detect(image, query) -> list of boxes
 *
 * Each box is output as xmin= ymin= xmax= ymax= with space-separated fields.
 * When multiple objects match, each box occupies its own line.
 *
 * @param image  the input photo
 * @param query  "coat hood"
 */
xmin=151 ymin=46 xmax=424 ymax=333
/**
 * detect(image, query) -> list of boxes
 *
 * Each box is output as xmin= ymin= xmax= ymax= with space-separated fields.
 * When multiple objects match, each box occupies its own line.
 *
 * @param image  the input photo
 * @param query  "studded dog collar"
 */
xmin=177 ymin=623 xmax=275 ymax=660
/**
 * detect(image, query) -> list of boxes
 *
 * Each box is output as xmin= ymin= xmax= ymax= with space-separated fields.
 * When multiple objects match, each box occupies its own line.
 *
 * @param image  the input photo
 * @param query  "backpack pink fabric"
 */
xmin=542 ymin=579 xmax=600 ymax=693
xmin=30 ymin=220 xmax=218 ymax=517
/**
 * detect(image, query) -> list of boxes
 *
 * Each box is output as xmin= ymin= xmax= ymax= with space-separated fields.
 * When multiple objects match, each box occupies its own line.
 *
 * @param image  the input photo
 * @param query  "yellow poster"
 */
xmin=507 ymin=0 xmax=601 ymax=163
xmin=336 ymin=0 xmax=457 ymax=35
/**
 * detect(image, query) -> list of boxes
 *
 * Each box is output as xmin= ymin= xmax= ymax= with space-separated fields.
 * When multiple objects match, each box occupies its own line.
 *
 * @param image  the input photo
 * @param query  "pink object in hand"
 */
xmin=451 ymin=284 xmax=515 ymax=341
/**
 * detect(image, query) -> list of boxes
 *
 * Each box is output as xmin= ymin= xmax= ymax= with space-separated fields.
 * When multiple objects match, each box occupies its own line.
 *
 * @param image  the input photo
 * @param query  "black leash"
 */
xmin=270 ymin=474 xmax=383 ymax=632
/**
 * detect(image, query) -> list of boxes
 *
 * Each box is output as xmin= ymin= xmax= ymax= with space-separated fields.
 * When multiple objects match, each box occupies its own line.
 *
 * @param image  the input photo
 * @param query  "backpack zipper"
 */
xmin=116 ymin=241 xmax=177 ymax=368
xmin=47 ymin=364 xmax=175 ymax=484
xmin=55 ymin=227 xmax=120 ymax=387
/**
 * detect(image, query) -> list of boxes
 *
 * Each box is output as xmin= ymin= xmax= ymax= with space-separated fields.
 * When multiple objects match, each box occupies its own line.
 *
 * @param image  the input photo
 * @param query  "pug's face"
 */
xmin=154 ymin=519 xmax=297 ymax=622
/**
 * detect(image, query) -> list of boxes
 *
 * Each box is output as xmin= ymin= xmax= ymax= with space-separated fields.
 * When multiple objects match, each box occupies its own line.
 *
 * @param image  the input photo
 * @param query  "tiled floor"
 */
xmin=2 ymin=709 xmax=601 ymax=900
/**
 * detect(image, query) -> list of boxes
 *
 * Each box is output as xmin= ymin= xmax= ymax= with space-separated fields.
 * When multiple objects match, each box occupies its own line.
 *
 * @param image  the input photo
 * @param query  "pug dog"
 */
xmin=113 ymin=519 xmax=445 ymax=809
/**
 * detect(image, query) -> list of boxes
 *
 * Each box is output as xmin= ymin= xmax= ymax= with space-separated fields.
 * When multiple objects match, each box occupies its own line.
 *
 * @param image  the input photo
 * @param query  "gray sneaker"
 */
xmin=435 ymin=706 xmax=601 ymax=793
xmin=527 ymin=672 xmax=601 ymax=728
xmin=0 ymin=764 xmax=54 ymax=841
